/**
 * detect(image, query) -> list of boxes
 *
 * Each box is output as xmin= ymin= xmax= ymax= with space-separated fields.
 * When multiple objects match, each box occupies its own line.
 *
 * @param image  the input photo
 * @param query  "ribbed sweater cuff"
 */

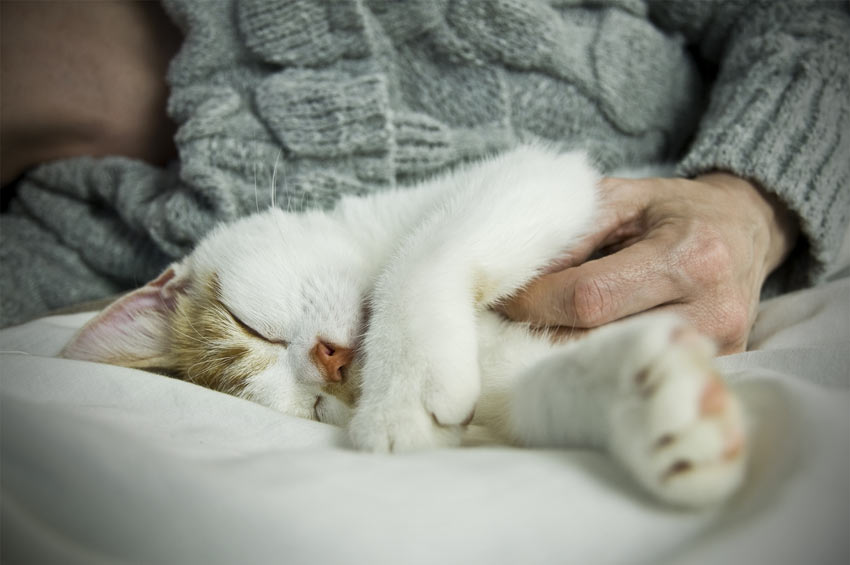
xmin=677 ymin=48 xmax=850 ymax=292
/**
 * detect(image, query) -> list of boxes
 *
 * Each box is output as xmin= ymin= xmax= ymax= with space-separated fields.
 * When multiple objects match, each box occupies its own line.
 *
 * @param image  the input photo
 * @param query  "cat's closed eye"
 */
xmin=219 ymin=301 xmax=290 ymax=348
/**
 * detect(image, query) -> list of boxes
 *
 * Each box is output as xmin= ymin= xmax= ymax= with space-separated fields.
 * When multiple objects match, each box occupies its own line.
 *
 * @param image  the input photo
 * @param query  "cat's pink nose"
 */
xmin=311 ymin=340 xmax=353 ymax=383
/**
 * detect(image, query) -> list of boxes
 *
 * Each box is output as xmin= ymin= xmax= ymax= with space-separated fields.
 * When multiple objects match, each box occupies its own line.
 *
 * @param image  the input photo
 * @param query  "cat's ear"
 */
xmin=60 ymin=263 xmax=191 ymax=369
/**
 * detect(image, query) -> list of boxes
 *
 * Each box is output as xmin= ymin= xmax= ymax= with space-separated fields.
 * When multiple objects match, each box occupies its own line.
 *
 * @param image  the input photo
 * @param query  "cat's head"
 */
xmin=61 ymin=208 xmax=369 ymax=425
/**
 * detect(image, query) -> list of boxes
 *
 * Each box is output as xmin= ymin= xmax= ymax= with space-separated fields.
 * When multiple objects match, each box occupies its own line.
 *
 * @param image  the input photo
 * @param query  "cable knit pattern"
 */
xmin=1 ymin=0 xmax=848 ymax=325
xmin=238 ymin=0 xmax=372 ymax=66
xmin=256 ymin=71 xmax=391 ymax=158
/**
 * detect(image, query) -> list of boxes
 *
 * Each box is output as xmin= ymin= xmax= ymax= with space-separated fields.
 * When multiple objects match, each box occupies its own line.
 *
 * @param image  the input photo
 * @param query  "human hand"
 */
xmin=498 ymin=173 xmax=799 ymax=354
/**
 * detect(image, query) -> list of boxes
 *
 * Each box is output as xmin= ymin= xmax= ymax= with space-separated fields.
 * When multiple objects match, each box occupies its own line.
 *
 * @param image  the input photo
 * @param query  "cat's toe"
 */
xmin=610 ymin=319 xmax=748 ymax=508
xmin=645 ymin=379 xmax=747 ymax=508
xmin=424 ymin=386 xmax=479 ymax=429
xmin=348 ymin=403 xmax=463 ymax=453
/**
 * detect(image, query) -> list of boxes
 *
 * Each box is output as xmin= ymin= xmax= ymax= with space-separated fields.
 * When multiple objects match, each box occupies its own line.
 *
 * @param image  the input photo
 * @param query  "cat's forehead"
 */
xmin=193 ymin=209 xmax=352 ymax=272
xmin=185 ymin=208 xmax=365 ymax=335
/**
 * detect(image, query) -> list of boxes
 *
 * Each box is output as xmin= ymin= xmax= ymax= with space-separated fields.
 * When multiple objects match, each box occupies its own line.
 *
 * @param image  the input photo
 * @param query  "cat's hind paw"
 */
xmin=609 ymin=316 xmax=748 ymax=508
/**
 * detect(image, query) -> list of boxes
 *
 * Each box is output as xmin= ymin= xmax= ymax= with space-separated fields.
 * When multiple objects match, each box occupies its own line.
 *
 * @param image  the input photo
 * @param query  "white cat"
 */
xmin=61 ymin=145 xmax=747 ymax=508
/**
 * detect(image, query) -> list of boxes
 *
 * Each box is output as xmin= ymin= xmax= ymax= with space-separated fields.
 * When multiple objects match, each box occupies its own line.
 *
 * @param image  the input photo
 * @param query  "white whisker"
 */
xmin=253 ymin=161 xmax=260 ymax=214
xmin=184 ymin=314 xmax=205 ymax=340
xmin=281 ymin=151 xmax=290 ymax=203
xmin=170 ymin=325 xmax=208 ymax=346
xmin=270 ymin=149 xmax=282 ymax=210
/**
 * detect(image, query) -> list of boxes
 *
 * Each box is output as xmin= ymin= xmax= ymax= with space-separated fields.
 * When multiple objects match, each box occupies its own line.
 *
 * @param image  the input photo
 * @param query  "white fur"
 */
xmin=63 ymin=145 xmax=747 ymax=508
xmin=350 ymin=147 xmax=599 ymax=450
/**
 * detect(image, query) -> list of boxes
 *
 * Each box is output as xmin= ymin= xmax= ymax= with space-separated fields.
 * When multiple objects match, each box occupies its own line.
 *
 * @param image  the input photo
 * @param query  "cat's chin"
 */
xmin=316 ymin=363 xmax=362 ymax=426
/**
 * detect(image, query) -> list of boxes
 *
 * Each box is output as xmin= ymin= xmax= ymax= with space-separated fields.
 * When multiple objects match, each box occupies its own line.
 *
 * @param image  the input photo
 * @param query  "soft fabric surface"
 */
xmin=2 ymin=235 xmax=848 ymax=564
xmin=2 ymin=0 xmax=848 ymax=326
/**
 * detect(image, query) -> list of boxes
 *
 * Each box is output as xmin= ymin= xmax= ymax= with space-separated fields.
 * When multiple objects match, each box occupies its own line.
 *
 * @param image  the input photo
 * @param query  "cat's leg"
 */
xmin=509 ymin=314 xmax=747 ymax=508
xmin=350 ymin=266 xmax=483 ymax=451
xmin=349 ymin=146 xmax=600 ymax=452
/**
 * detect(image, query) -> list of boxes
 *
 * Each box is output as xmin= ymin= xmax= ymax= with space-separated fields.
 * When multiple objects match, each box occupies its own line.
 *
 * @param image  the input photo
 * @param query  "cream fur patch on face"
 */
xmin=168 ymin=275 xmax=276 ymax=395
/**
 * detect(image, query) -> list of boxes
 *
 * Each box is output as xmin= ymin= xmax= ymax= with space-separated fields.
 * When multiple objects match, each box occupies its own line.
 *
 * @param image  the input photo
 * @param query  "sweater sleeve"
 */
xmin=649 ymin=0 xmax=850 ymax=291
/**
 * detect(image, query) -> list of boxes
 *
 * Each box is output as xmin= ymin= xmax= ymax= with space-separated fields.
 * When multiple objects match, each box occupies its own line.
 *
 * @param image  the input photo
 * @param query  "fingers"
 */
xmin=504 ymin=237 xmax=684 ymax=328
xmin=500 ymin=175 xmax=768 ymax=353
xmin=502 ymin=226 xmax=754 ymax=353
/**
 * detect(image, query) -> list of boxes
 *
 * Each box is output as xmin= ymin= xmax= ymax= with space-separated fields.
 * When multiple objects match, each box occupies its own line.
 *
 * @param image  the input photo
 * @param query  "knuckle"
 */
xmin=571 ymin=275 xmax=614 ymax=326
xmin=683 ymin=229 xmax=735 ymax=287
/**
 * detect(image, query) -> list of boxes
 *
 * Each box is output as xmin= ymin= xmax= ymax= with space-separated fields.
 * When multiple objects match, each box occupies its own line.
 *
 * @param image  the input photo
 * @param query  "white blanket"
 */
xmin=2 ymin=245 xmax=849 ymax=564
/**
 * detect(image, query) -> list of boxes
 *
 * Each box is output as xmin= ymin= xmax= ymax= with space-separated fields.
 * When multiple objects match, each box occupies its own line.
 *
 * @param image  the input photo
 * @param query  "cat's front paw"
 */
xmin=346 ymin=348 xmax=478 ymax=452
xmin=609 ymin=316 xmax=747 ymax=508
xmin=348 ymin=397 xmax=471 ymax=452
xmin=347 ymin=299 xmax=481 ymax=452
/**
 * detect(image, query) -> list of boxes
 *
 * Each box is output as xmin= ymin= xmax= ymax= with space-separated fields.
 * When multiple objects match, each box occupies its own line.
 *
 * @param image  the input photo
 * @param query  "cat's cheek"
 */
xmin=289 ymin=343 xmax=330 ymax=385
xmin=239 ymin=360 xmax=311 ymax=417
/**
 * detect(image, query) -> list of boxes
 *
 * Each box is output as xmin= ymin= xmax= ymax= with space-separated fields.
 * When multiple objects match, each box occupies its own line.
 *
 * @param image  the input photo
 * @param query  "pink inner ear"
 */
xmin=60 ymin=266 xmax=189 ymax=365
xmin=99 ymin=286 xmax=175 ymax=334
xmin=97 ymin=266 xmax=182 ymax=328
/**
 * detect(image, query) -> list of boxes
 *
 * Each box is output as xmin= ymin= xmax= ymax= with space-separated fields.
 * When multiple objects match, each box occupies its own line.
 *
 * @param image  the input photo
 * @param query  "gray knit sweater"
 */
xmin=2 ymin=0 xmax=848 ymax=327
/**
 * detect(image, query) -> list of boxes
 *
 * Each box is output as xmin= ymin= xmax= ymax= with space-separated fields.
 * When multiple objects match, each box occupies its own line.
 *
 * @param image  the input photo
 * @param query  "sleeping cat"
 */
xmin=61 ymin=145 xmax=747 ymax=508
